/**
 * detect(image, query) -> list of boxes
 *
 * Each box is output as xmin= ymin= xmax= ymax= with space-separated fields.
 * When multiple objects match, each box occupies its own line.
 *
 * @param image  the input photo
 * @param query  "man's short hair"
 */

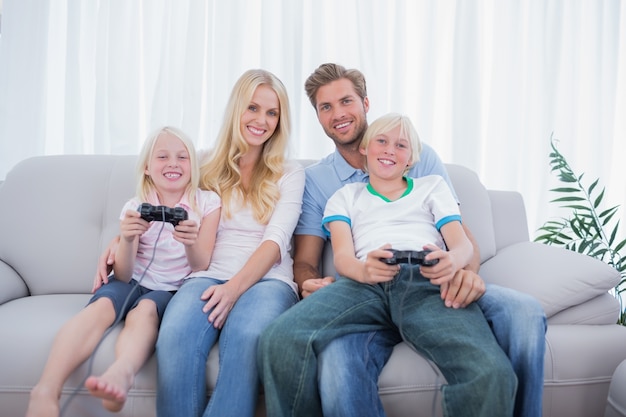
xmin=304 ymin=63 xmax=368 ymax=110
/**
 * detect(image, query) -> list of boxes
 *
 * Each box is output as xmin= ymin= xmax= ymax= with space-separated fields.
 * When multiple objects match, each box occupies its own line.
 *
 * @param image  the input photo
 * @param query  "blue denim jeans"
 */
xmin=156 ymin=276 xmax=298 ymax=417
xmin=315 ymin=284 xmax=546 ymax=417
xmin=258 ymin=266 xmax=517 ymax=417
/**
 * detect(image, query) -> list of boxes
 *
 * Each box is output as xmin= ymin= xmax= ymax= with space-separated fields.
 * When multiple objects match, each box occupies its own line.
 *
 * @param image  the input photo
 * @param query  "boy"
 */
xmin=258 ymin=114 xmax=517 ymax=417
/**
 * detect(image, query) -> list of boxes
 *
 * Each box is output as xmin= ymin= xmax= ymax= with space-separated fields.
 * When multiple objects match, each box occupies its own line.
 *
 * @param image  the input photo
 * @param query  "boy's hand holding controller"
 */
xmin=417 ymin=243 xmax=463 ymax=286
xmin=414 ymin=244 xmax=485 ymax=309
xmin=362 ymin=245 xmax=402 ymax=285
xmin=371 ymin=243 xmax=460 ymax=287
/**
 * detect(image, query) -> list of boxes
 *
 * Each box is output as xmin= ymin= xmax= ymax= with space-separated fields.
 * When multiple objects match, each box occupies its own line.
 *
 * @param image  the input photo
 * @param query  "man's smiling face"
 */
xmin=314 ymin=78 xmax=369 ymax=148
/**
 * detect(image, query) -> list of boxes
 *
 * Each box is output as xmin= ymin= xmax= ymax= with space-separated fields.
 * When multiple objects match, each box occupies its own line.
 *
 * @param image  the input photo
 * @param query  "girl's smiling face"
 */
xmin=145 ymin=131 xmax=191 ymax=198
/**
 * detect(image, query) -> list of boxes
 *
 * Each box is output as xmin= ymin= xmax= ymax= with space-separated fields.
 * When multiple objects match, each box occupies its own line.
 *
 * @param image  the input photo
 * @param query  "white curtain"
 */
xmin=0 ymin=0 xmax=625 ymax=239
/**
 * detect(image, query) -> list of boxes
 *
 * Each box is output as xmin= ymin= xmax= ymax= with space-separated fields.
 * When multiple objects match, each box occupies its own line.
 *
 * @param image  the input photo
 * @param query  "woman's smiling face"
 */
xmin=240 ymin=84 xmax=280 ymax=149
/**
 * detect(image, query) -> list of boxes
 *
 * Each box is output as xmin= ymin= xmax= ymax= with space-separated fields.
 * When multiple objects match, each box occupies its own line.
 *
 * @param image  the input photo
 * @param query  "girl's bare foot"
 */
xmin=25 ymin=385 xmax=60 ymax=417
xmin=84 ymin=364 xmax=133 ymax=413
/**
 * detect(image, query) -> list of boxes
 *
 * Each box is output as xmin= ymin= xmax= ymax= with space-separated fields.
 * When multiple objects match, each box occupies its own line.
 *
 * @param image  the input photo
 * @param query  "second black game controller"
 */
xmin=380 ymin=249 xmax=439 ymax=266
xmin=138 ymin=203 xmax=188 ymax=226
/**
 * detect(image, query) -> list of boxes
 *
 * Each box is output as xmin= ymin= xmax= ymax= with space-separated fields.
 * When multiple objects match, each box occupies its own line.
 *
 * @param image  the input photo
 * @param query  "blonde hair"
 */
xmin=360 ymin=113 xmax=422 ymax=174
xmin=200 ymin=69 xmax=291 ymax=224
xmin=136 ymin=126 xmax=200 ymax=213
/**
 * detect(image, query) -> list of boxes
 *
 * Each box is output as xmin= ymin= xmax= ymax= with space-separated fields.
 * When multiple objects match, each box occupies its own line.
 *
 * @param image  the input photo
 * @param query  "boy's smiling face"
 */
xmin=360 ymin=125 xmax=412 ymax=180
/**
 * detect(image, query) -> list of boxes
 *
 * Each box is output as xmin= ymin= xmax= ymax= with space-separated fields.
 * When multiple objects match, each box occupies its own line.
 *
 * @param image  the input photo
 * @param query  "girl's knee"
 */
xmin=127 ymin=299 xmax=159 ymax=323
xmin=85 ymin=297 xmax=117 ymax=323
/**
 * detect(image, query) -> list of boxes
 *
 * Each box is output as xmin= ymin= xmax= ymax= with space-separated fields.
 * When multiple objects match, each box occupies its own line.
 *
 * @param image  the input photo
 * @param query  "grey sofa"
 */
xmin=1 ymin=154 xmax=626 ymax=417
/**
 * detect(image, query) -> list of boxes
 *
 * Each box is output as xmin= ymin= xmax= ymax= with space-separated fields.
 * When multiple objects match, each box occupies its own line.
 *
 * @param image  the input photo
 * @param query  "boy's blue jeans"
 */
xmin=156 ymin=277 xmax=298 ymax=417
xmin=316 ymin=284 xmax=546 ymax=417
xmin=258 ymin=266 xmax=518 ymax=417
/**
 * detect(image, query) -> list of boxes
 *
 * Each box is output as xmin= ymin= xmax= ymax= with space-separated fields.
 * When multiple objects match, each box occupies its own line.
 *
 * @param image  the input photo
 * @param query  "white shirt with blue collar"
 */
xmin=295 ymin=143 xmax=457 ymax=240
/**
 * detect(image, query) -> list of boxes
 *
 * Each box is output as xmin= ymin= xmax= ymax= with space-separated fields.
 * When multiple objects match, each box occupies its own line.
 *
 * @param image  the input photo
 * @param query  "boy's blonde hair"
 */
xmin=200 ymin=69 xmax=291 ymax=224
xmin=360 ymin=113 xmax=422 ymax=175
xmin=136 ymin=126 xmax=200 ymax=213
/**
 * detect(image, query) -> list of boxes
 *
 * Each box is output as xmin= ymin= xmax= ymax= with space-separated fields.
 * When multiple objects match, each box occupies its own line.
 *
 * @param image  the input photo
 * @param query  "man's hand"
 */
xmin=439 ymin=269 xmax=486 ymax=309
xmin=301 ymin=276 xmax=335 ymax=298
xmin=294 ymin=234 xmax=331 ymax=297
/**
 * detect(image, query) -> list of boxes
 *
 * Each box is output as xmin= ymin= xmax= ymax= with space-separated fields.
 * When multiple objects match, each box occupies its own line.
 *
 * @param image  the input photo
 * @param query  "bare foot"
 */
xmin=84 ymin=365 xmax=133 ymax=413
xmin=25 ymin=385 xmax=60 ymax=417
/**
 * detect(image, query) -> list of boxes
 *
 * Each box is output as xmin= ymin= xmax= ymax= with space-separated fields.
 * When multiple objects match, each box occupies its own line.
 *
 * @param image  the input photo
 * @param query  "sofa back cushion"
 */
xmin=480 ymin=240 xmax=621 ymax=318
xmin=0 ymin=155 xmax=137 ymax=295
xmin=443 ymin=164 xmax=497 ymax=263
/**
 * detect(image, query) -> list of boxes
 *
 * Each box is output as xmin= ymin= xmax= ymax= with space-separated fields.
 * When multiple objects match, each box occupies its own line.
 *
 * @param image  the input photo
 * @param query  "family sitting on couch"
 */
xmin=26 ymin=63 xmax=546 ymax=417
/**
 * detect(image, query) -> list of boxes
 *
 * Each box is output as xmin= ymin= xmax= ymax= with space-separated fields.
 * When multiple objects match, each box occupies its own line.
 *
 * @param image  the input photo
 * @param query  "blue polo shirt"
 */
xmin=295 ymin=143 xmax=457 ymax=239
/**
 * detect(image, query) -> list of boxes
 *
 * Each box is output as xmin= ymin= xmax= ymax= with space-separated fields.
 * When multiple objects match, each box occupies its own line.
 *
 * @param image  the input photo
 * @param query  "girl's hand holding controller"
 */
xmin=172 ymin=219 xmax=200 ymax=246
xmin=120 ymin=209 xmax=151 ymax=242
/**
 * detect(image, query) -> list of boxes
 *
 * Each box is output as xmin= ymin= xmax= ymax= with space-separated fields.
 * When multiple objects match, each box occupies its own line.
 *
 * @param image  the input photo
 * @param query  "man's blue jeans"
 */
xmin=316 ymin=284 xmax=547 ymax=417
xmin=258 ymin=267 xmax=517 ymax=417
xmin=156 ymin=277 xmax=298 ymax=417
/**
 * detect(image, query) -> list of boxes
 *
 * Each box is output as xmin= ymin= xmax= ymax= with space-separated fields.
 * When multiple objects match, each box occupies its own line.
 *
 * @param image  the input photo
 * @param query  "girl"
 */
xmin=155 ymin=69 xmax=305 ymax=417
xmin=26 ymin=126 xmax=221 ymax=417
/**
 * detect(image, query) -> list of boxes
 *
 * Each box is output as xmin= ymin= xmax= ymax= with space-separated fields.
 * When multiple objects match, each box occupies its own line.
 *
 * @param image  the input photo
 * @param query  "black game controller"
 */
xmin=380 ymin=249 xmax=439 ymax=266
xmin=138 ymin=203 xmax=188 ymax=226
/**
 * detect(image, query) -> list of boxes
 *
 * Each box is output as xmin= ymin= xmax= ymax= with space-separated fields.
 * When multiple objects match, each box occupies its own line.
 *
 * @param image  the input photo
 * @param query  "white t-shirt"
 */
xmin=322 ymin=175 xmax=461 ymax=261
xmin=120 ymin=189 xmax=221 ymax=291
xmin=189 ymin=160 xmax=305 ymax=294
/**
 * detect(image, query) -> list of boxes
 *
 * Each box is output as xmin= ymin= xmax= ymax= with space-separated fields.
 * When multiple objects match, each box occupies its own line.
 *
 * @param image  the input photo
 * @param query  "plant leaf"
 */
xmin=594 ymin=188 xmax=606 ymax=208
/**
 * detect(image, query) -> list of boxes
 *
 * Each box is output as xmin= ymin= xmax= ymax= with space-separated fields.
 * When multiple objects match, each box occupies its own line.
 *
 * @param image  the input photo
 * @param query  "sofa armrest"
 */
xmin=0 ymin=260 xmax=29 ymax=305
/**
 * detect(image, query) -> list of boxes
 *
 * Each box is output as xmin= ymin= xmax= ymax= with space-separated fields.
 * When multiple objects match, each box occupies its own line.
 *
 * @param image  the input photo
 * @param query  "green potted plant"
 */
xmin=535 ymin=136 xmax=626 ymax=324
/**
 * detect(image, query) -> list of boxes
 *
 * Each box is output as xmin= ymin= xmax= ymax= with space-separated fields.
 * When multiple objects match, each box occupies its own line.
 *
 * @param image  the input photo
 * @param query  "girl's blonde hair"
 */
xmin=136 ymin=126 xmax=200 ymax=213
xmin=360 ymin=113 xmax=422 ymax=175
xmin=200 ymin=69 xmax=291 ymax=224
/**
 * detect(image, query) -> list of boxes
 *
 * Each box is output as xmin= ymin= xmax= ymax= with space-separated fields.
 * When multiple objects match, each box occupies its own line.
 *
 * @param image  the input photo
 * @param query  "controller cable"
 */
xmin=396 ymin=252 xmax=444 ymax=417
xmin=59 ymin=209 xmax=166 ymax=416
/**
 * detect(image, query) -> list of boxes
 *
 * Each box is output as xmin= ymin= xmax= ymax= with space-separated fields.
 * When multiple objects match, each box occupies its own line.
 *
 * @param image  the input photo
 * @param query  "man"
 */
xmin=259 ymin=63 xmax=546 ymax=417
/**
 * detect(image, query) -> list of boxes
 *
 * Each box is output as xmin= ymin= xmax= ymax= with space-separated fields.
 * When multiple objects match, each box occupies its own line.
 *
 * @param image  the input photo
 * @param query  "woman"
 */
xmin=155 ymin=69 xmax=304 ymax=417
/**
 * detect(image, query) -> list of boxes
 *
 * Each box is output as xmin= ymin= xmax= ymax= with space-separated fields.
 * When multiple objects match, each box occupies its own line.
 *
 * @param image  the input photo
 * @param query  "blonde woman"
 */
xmin=155 ymin=70 xmax=304 ymax=417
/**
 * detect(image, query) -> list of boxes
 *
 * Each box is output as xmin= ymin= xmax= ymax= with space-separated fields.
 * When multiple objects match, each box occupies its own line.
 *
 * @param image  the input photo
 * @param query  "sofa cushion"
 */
xmin=0 ymin=155 xmax=136 ymax=295
xmin=547 ymin=293 xmax=620 ymax=325
xmin=479 ymin=241 xmax=621 ymax=317
xmin=444 ymin=164 xmax=497 ymax=263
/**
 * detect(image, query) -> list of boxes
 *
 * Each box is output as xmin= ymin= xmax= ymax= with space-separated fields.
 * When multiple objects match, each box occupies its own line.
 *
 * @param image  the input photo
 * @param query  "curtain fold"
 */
xmin=0 ymin=0 xmax=624 ymax=238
